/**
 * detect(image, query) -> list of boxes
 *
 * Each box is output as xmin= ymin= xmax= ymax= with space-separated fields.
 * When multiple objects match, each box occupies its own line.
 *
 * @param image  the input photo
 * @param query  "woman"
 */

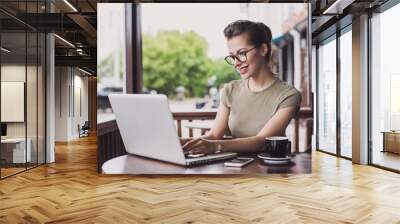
xmin=182 ymin=20 xmax=301 ymax=155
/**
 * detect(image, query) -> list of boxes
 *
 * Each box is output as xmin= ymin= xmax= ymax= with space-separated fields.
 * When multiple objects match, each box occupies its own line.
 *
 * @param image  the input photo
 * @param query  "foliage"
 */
xmin=210 ymin=59 xmax=239 ymax=89
xmin=98 ymin=30 xmax=240 ymax=97
xmin=143 ymin=31 xmax=213 ymax=97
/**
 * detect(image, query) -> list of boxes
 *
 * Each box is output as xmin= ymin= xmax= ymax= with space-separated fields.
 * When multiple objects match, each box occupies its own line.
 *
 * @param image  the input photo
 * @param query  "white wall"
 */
xmin=1 ymin=65 xmax=27 ymax=141
xmin=71 ymin=73 xmax=89 ymax=138
xmin=55 ymin=67 xmax=69 ymax=141
xmin=1 ymin=63 xmax=46 ymax=163
xmin=1 ymin=65 xmax=40 ymax=137
xmin=55 ymin=67 xmax=89 ymax=141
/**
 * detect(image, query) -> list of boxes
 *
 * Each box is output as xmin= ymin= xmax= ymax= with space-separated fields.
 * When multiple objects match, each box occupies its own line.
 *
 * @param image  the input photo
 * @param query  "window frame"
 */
xmin=315 ymin=22 xmax=353 ymax=161
xmin=367 ymin=0 xmax=400 ymax=173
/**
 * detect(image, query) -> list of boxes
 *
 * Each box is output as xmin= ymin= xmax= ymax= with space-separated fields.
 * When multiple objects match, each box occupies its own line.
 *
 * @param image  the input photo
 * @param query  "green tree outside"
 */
xmin=143 ymin=30 xmax=213 ymax=97
xmin=209 ymin=58 xmax=238 ymax=89
xmin=98 ymin=30 xmax=240 ymax=97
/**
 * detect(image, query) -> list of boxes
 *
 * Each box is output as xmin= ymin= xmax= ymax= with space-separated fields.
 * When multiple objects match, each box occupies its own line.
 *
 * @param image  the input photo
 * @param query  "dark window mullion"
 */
xmin=316 ymin=45 xmax=319 ymax=151
xmin=36 ymin=0 xmax=39 ymax=167
xmin=367 ymin=12 xmax=373 ymax=165
xmin=0 ymin=23 xmax=2 ymax=179
xmin=44 ymin=0 xmax=48 ymax=164
xmin=336 ymin=29 xmax=341 ymax=157
xmin=25 ymin=0 xmax=28 ymax=171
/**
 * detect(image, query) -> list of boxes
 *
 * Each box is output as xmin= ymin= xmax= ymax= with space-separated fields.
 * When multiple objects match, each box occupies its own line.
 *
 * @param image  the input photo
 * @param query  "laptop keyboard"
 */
xmin=185 ymin=153 xmax=237 ymax=166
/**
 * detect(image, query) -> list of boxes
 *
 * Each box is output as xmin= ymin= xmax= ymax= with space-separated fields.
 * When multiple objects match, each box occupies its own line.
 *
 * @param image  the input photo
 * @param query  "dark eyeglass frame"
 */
xmin=224 ymin=46 xmax=257 ymax=65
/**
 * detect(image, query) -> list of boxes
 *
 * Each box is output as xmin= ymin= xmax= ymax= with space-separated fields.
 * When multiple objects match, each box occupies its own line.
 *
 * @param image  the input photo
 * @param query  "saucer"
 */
xmin=257 ymin=153 xmax=291 ymax=161
xmin=262 ymin=159 xmax=291 ymax=165
xmin=257 ymin=153 xmax=292 ymax=165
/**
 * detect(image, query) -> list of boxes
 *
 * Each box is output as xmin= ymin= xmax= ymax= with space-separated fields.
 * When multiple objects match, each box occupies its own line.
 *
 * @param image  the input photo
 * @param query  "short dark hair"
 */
xmin=224 ymin=20 xmax=273 ymax=63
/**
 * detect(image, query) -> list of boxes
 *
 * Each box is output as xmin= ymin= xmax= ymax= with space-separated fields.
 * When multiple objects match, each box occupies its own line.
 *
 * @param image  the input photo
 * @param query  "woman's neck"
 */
xmin=248 ymin=65 xmax=275 ymax=91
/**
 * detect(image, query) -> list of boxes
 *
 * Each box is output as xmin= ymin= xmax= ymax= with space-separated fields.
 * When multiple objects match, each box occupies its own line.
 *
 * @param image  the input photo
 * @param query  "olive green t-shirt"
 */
xmin=220 ymin=78 xmax=301 ymax=138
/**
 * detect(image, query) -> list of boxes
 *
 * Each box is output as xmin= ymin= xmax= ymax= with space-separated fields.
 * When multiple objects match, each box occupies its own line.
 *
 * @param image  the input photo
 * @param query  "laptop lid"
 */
xmin=109 ymin=94 xmax=186 ymax=165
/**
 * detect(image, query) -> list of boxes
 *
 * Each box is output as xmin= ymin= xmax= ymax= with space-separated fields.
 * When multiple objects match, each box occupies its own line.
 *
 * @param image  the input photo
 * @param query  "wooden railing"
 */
xmin=96 ymin=107 xmax=313 ymax=172
xmin=97 ymin=120 xmax=126 ymax=173
xmin=293 ymin=107 xmax=313 ymax=152
xmin=172 ymin=111 xmax=217 ymax=137
xmin=172 ymin=107 xmax=313 ymax=152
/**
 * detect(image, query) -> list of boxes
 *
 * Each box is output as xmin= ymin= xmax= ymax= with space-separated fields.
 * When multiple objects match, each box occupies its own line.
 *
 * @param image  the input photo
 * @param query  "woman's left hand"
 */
xmin=182 ymin=138 xmax=218 ymax=155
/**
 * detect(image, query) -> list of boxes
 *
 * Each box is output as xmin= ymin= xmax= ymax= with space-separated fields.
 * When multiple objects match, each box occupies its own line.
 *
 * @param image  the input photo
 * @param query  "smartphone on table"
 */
xmin=224 ymin=157 xmax=254 ymax=167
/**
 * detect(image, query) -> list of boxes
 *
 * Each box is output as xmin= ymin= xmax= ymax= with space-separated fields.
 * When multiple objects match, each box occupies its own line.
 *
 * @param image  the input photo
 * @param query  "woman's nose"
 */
xmin=234 ymin=57 xmax=242 ymax=68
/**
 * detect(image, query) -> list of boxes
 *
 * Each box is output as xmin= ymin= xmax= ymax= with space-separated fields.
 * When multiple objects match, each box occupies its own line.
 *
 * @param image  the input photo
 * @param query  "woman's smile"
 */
xmin=237 ymin=65 xmax=249 ymax=75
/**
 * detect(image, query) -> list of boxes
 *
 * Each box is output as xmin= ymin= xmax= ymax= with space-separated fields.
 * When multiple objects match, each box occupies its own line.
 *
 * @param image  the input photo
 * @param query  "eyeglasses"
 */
xmin=224 ymin=47 xmax=257 ymax=65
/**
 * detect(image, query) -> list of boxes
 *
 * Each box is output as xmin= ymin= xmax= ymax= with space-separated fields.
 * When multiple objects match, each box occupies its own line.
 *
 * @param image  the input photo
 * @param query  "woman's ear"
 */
xmin=260 ymin=43 xmax=268 ymax=57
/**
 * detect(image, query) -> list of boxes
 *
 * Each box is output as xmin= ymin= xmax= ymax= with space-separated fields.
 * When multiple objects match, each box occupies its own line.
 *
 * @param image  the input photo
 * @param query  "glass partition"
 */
xmin=317 ymin=37 xmax=337 ymax=154
xmin=0 ymin=1 xmax=46 ymax=178
xmin=1 ymin=31 xmax=28 ymax=177
xmin=370 ymin=3 xmax=400 ymax=171
xmin=339 ymin=29 xmax=352 ymax=158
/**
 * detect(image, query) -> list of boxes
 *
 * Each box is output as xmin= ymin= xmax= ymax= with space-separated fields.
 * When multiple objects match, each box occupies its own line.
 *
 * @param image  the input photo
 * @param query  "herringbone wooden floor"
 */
xmin=1 ymin=135 xmax=400 ymax=224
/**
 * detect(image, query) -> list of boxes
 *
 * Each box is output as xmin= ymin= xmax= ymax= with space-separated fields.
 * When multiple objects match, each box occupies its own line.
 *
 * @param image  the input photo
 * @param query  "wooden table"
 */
xmin=1 ymin=138 xmax=32 ymax=164
xmin=102 ymin=152 xmax=311 ymax=175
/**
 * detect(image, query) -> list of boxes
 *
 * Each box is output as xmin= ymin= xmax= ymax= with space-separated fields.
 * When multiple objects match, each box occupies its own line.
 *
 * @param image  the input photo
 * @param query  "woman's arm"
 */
xmin=183 ymin=106 xmax=298 ymax=154
xmin=180 ymin=102 xmax=230 ymax=145
xmin=202 ymin=102 xmax=230 ymax=140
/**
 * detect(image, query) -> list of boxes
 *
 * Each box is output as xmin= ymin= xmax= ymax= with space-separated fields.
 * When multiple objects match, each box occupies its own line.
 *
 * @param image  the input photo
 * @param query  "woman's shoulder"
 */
xmin=223 ymin=79 xmax=246 ymax=93
xmin=273 ymin=79 xmax=302 ymax=110
xmin=274 ymin=78 xmax=300 ymax=96
xmin=220 ymin=79 xmax=245 ymax=107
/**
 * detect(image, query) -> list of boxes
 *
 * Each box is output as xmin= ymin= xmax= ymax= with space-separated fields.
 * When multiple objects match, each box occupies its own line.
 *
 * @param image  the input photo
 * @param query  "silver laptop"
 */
xmin=108 ymin=94 xmax=237 ymax=166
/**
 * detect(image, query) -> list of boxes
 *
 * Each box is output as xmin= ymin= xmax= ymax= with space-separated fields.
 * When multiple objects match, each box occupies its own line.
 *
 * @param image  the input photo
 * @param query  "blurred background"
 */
xmin=97 ymin=3 xmax=312 ymax=152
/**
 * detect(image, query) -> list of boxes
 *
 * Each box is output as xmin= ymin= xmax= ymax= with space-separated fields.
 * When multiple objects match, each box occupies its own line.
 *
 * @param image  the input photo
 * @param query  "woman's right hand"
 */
xmin=179 ymin=137 xmax=193 ymax=146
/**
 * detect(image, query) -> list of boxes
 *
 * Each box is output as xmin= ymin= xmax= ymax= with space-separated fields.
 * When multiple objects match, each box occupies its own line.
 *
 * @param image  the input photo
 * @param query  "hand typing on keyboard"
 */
xmin=182 ymin=138 xmax=220 ymax=155
xmin=185 ymin=153 xmax=206 ymax=158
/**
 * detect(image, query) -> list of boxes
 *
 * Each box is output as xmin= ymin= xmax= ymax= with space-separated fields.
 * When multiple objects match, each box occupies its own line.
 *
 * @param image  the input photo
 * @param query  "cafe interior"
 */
xmin=0 ymin=0 xmax=400 ymax=223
